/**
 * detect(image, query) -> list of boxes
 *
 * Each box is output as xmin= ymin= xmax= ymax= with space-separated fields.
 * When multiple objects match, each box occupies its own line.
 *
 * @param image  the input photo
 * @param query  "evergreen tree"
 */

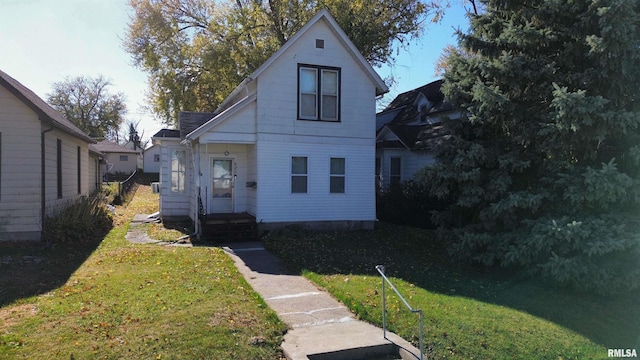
xmin=420 ymin=0 xmax=640 ymax=293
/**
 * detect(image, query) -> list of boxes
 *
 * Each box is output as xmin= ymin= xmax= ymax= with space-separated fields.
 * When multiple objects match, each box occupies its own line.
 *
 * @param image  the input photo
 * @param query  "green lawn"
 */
xmin=0 ymin=186 xmax=286 ymax=360
xmin=264 ymin=225 xmax=640 ymax=360
xmin=3 ymin=185 xmax=637 ymax=359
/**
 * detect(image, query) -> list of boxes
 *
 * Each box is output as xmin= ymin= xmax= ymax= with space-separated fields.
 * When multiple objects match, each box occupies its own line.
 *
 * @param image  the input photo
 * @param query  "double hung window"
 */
xmin=291 ymin=157 xmax=308 ymax=193
xmin=171 ymin=150 xmax=186 ymax=193
xmin=298 ymin=64 xmax=340 ymax=121
xmin=329 ymin=158 xmax=345 ymax=193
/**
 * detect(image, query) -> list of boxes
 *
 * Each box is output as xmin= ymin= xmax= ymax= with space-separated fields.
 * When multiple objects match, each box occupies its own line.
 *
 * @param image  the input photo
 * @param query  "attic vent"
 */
xmin=315 ymin=39 xmax=325 ymax=48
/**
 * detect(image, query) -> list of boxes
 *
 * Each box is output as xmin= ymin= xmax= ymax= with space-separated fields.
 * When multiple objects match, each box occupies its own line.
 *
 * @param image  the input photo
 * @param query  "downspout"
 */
xmin=41 ymin=123 xmax=54 ymax=243
xmin=194 ymin=142 xmax=200 ymax=238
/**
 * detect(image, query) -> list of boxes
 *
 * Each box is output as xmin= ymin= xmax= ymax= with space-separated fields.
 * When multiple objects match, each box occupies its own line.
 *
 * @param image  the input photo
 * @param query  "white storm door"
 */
xmin=211 ymin=159 xmax=234 ymax=213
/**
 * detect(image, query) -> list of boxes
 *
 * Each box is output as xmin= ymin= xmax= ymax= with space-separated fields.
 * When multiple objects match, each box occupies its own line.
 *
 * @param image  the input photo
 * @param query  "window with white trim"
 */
xmin=330 ymin=157 xmax=345 ymax=193
xmin=298 ymin=64 xmax=340 ymax=121
xmin=171 ymin=150 xmax=186 ymax=193
xmin=291 ymin=157 xmax=308 ymax=193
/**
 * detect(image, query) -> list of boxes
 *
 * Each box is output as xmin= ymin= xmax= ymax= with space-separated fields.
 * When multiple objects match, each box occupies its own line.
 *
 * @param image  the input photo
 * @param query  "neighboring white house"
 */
xmin=93 ymin=140 xmax=140 ymax=178
xmin=143 ymin=130 xmax=175 ymax=174
xmin=142 ymin=144 xmax=161 ymax=174
xmin=0 ymin=69 xmax=97 ymax=241
xmin=375 ymin=79 xmax=461 ymax=188
xmin=154 ymin=9 xmax=388 ymax=234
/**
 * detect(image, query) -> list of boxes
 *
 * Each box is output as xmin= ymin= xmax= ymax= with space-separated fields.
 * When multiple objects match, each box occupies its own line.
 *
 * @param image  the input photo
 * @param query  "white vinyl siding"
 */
xmin=142 ymin=144 xmax=161 ymax=173
xmin=0 ymin=85 xmax=42 ymax=239
xmin=158 ymin=144 xmax=190 ymax=218
xmin=44 ymin=129 xmax=90 ymax=215
xmin=375 ymin=149 xmax=438 ymax=189
xmin=104 ymin=152 xmax=138 ymax=174
xmin=255 ymin=140 xmax=375 ymax=223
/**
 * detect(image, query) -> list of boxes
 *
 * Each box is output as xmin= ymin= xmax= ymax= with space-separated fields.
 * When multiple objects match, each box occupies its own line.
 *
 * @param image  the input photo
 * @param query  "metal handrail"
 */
xmin=375 ymin=265 xmax=424 ymax=360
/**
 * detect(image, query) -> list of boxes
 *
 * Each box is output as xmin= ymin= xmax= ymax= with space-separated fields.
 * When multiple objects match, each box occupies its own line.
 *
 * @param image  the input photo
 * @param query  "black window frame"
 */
xmin=297 ymin=64 xmax=341 ymax=122
xmin=291 ymin=156 xmax=308 ymax=194
xmin=329 ymin=157 xmax=346 ymax=194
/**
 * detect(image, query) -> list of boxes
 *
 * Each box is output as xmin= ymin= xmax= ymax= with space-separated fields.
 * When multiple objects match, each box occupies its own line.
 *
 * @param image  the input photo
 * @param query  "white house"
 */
xmin=143 ymin=130 xmax=176 ymax=174
xmin=0 ymin=69 xmax=97 ymax=241
xmin=142 ymin=145 xmax=160 ymax=174
xmin=93 ymin=140 xmax=140 ymax=179
xmin=376 ymin=80 xmax=461 ymax=188
xmin=154 ymin=9 xmax=388 ymax=236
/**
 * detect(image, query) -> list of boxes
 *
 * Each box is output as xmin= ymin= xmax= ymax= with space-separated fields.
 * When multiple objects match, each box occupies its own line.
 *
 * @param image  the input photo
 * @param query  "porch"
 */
xmin=199 ymin=212 xmax=258 ymax=242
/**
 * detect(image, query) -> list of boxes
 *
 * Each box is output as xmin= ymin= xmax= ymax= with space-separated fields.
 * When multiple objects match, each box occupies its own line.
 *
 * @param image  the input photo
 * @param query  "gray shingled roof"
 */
xmin=0 ymin=69 xmax=95 ymax=144
xmin=152 ymin=129 xmax=181 ymax=138
xmin=380 ymin=124 xmax=451 ymax=151
xmin=377 ymin=79 xmax=454 ymax=126
xmin=178 ymin=111 xmax=217 ymax=139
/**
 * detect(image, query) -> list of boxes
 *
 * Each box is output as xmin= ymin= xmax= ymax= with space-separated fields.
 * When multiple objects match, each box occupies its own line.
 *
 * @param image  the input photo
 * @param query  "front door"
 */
xmin=211 ymin=159 xmax=234 ymax=213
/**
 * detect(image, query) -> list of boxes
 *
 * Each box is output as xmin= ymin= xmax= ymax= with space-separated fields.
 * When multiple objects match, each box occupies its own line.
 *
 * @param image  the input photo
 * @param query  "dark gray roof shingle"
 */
xmin=378 ymin=79 xmax=454 ymax=126
xmin=152 ymin=129 xmax=181 ymax=138
xmin=178 ymin=111 xmax=217 ymax=139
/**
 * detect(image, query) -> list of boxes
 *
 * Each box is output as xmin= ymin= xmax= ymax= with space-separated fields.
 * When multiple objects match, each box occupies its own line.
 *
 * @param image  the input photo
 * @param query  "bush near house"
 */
xmin=42 ymin=194 xmax=113 ymax=244
xmin=376 ymin=180 xmax=448 ymax=229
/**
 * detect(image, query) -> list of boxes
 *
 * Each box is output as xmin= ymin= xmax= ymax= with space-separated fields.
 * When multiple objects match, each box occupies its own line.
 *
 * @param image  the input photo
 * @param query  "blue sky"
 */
xmin=0 ymin=0 xmax=470 ymax=145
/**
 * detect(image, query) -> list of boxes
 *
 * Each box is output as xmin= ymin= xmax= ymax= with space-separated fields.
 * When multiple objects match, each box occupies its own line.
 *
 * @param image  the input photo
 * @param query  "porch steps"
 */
xmin=201 ymin=213 xmax=258 ymax=242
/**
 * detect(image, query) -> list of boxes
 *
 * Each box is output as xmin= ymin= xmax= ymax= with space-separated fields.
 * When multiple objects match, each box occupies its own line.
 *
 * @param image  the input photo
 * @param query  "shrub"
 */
xmin=42 ymin=194 xmax=113 ymax=244
xmin=376 ymin=180 xmax=448 ymax=229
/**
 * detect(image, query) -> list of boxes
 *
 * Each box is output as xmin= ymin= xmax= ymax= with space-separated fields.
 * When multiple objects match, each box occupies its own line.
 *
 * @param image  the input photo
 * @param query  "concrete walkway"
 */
xmin=221 ymin=242 xmax=423 ymax=360
xmin=124 ymin=215 xmax=422 ymax=359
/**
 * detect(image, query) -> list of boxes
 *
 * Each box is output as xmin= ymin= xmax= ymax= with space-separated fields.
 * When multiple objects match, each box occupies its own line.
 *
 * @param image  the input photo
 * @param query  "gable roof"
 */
xmin=377 ymin=79 xmax=454 ymax=127
xmin=378 ymin=123 xmax=451 ymax=151
xmin=184 ymin=93 xmax=257 ymax=141
xmin=178 ymin=112 xmax=217 ymax=140
xmin=0 ymin=69 xmax=95 ymax=144
xmin=88 ymin=144 xmax=104 ymax=157
xmin=93 ymin=140 xmax=141 ymax=154
xmin=214 ymin=8 xmax=388 ymax=115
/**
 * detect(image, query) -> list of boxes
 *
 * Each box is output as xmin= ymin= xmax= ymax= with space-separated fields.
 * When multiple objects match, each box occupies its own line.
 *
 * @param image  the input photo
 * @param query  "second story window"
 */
xmin=298 ymin=64 xmax=340 ymax=121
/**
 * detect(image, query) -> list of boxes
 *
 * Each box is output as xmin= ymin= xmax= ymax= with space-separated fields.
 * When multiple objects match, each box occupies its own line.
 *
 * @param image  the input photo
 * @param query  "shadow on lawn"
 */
xmin=263 ymin=225 xmax=640 ymax=350
xmin=0 ymin=240 xmax=101 ymax=307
